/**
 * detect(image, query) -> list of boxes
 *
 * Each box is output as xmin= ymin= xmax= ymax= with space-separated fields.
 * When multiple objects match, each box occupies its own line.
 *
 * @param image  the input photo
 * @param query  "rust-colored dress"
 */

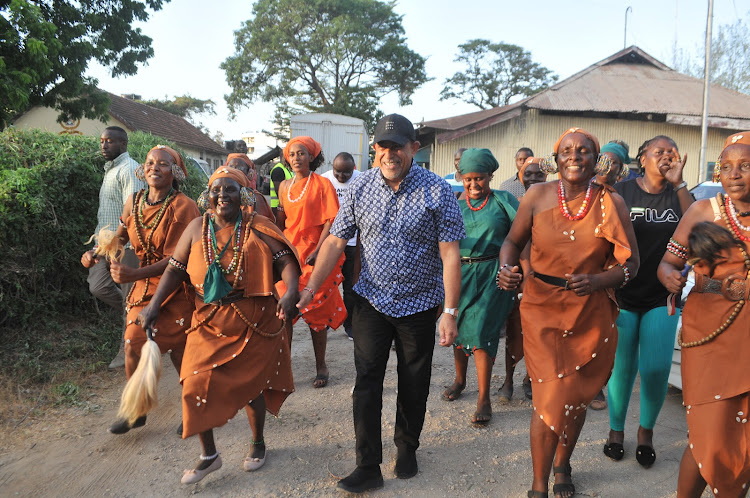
xmin=181 ymin=211 xmax=297 ymax=438
xmin=681 ymin=209 xmax=750 ymax=496
xmin=521 ymin=186 xmax=631 ymax=443
xmin=124 ymin=191 xmax=200 ymax=377
xmin=277 ymin=172 xmax=346 ymax=331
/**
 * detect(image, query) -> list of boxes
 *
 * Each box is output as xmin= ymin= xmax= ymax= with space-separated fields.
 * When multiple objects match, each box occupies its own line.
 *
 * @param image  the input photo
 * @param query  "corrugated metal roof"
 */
xmin=107 ymin=92 xmax=228 ymax=156
xmin=419 ymin=46 xmax=750 ymax=136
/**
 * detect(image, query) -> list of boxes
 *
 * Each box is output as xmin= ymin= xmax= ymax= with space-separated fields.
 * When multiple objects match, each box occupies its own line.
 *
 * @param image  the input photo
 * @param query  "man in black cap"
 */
xmin=296 ymin=114 xmax=465 ymax=493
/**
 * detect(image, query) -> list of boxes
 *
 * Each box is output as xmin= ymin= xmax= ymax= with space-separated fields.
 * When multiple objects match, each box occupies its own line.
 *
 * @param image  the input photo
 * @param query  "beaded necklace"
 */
xmin=466 ymin=193 xmax=490 ymax=211
xmin=203 ymin=213 xmax=243 ymax=275
xmin=725 ymin=195 xmax=750 ymax=240
xmin=558 ymin=180 xmax=593 ymax=220
xmin=143 ymin=187 xmax=173 ymax=206
xmin=287 ymin=173 xmax=312 ymax=203
xmin=678 ymin=193 xmax=750 ymax=348
xmin=137 ymin=188 xmax=175 ymax=229
xmin=126 ymin=189 xmax=178 ymax=311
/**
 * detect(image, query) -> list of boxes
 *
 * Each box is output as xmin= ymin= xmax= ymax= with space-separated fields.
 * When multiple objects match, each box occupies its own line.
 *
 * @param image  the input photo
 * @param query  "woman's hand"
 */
xmin=664 ymin=153 xmax=688 ymax=186
xmin=81 ymin=249 xmax=99 ymax=268
xmin=277 ymin=288 xmax=300 ymax=321
xmin=137 ymin=303 xmax=160 ymax=332
xmin=496 ymin=265 xmax=523 ymax=290
xmin=564 ymin=273 xmax=599 ymax=296
xmin=661 ymin=268 xmax=687 ymax=295
xmin=109 ymin=261 xmax=139 ymax=284
xmin=305 ymin=249 xmax=319 ymax=266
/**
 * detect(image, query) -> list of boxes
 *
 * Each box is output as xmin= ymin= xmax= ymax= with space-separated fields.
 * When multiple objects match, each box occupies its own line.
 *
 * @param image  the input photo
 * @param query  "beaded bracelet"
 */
xmin=119 ymin=216 xmax=127 ymax=228
xmin=496 ymin=264 xmax=511 ymax=287
xmin=168 ymin=257 xmax=188 ymax=272
xmin=302 ymin=287 xmax=315 ymax=297
xmin=666 ymin=238 xmax=688 ymax=260
xmin=617 ymin=263 xmax=630 ymax=288
xmin=272 ymin=249 xmax=292 ymax=262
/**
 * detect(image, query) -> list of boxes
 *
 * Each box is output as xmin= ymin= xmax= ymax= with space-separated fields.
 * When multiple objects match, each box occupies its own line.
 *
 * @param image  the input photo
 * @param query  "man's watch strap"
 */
xmin=443 ymin=307 xmax=458 ymax=318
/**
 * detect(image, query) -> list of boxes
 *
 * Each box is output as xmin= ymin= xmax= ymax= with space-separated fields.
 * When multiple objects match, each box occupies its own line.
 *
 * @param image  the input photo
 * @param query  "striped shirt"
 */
xmin=498 ymin=174 xmax=526 ymax=200
xmin=95 ymin=152 xmax=145 ymax=235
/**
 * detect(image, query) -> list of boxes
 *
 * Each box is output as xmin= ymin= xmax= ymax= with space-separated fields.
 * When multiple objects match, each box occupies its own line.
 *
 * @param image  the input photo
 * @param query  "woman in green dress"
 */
xmin=443 ymin=148 xmax=519 ymax=425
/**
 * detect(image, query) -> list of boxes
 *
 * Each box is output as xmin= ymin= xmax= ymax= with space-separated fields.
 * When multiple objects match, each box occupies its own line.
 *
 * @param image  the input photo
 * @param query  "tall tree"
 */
xmin=137 ymin=95 xmax=216 ymax=124
xmin=440 ymin=40 xmax=557 ymax=110
xmin=672 ymin=15 xmax=750 ymax=94
xmin=222 ymin=0 xmax=428 ymax=133
xmin=0 ymin=0 xmax=168 ymax=130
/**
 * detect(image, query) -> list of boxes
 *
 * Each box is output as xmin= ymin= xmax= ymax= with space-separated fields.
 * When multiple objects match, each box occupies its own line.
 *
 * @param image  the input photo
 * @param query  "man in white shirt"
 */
xmin=321 ymin=152 xmax=360 ymax=339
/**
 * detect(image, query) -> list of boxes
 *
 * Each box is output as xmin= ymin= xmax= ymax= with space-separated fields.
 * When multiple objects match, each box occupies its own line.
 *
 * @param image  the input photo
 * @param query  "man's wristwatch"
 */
xmin=443 ymin=307 xmax=458 ymax=318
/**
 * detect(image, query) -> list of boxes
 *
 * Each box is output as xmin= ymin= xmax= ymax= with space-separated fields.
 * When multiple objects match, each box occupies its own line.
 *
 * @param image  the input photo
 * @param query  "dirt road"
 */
xmin=1 ymin=320 xmax=700 ymax=497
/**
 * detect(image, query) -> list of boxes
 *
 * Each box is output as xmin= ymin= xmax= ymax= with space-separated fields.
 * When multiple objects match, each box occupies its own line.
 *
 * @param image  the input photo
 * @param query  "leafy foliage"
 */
xmin=222 ymin=0 xmax=428 ymax=133
xmin=136 ymin=95 xmax=216 ymax=124
xmin=0 ymin=129 xmax=204 ymax=333
xmin=0 ymin=0 xmax=168 ymax=130
xmin=440 ymin=40 xmax=558 ymax=110
xmin=672 ymin=15 xmax=750 ymax=94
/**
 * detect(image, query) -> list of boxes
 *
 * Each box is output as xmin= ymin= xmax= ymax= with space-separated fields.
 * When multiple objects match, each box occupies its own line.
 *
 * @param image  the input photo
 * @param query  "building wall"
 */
xmin=430 ymin=109 xmax=734 ymax=189
xmin=13 ymin=106 xmax=226 ymax=168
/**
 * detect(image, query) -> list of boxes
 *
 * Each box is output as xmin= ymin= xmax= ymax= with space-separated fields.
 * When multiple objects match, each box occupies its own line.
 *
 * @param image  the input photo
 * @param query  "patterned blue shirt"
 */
xmin=330 ymin=164 xmax=465 ymax=317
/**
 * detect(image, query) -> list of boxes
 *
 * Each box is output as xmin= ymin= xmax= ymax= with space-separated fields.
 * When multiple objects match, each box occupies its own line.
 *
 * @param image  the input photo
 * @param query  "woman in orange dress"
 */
xmin=498 ymin=128 xmax=639 ymax=498
xmin=83 ymin=145 xmax=200 ymax=434
xmin=276 ymin=136 xmax=346 ymax=388
xmin=138 ymin=167 xmax=301 ymax=484
xmin=658 ymin=132 xmax=750 ymax=497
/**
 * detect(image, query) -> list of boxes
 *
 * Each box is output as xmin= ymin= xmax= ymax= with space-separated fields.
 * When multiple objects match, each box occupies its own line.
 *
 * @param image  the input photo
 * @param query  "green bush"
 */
xmin=0 ymin=128 xmax=205 ymax=336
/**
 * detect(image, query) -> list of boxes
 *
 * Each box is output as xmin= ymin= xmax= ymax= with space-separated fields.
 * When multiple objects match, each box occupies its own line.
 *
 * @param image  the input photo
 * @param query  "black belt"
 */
xmin=534 ymin=272 xmax=569 ymax=290
xmin=196 ymin=291 xmax=246 ymax=306
xmin=460 ymin=254 xmax=497 ymax=265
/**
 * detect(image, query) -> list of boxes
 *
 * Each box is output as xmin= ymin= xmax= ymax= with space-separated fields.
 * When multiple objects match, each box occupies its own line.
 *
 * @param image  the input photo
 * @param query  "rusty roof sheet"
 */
xmin=107 ymin=92 xmax=228 ymax=156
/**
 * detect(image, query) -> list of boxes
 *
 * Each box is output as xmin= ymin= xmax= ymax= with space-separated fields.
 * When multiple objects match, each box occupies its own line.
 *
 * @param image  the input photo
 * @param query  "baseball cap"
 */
xmin=373 ymin=114 xmax=416 ymax=146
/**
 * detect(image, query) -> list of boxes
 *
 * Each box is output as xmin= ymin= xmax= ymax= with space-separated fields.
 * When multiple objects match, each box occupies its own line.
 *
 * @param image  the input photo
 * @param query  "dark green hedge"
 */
xmin=0 ymin=128 xmax=207 ymax=329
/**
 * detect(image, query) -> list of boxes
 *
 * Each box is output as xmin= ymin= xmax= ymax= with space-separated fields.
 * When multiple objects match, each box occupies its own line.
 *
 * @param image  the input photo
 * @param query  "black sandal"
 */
xmin=603 ymin=441 xmax=625 ymax=461
xmin=527 ymin=490 xmax=548 ymax=497
xmin=552 ymin=464 xmax=575 ymax=497
xmin=636 ymin=445 xmax=656 ymax=468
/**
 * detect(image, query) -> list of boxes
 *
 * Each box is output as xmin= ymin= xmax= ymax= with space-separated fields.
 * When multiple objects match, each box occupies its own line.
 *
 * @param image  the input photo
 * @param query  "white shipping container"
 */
xmin=289 ymin=113 xmax=369 ymax=174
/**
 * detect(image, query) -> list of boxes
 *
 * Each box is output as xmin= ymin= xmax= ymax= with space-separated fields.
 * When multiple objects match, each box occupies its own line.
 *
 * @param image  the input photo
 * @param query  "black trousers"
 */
xmin=342 ymin=245 xmax=357 ymax=331
xmin=351 ymin=292 xmax=438 ymax=467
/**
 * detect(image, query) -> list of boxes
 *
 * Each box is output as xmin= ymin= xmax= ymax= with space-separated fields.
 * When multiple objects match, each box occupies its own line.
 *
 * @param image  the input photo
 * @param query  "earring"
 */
xmin=539 ymin=154 xmax=558 ymax=175
xmin=616 ymin=163 xmax=630 ymax=181
xmin=135 ymin=164 xmax=145 ymax=181
xmin=712 ymin=160 xmax=721 ymax=183
xmin=240 ymin=187 xmax=256 ymax=207
xmin=172 ymin=164 xmax=186 ymax=183
xmin=595 ymin=154 xmax=613 ymax=176
xmin=197 ymin=189 xmax=210 ymax=211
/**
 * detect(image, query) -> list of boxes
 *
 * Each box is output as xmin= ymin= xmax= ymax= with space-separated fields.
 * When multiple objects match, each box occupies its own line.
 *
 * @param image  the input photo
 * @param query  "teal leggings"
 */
xmin=608 ymin=307 xmax=679 ymax=432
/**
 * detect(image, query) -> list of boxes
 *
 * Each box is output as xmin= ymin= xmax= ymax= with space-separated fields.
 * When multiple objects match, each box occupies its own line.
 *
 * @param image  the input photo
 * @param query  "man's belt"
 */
xmin=693 ymin=273 xmax=750 ymax=301
xmin=196 ymin=291 xmax=246 ymax=306
xmin=460 ymin=254 xmax=498 ymax=265
xmin=534 ymin=272 xmax=569 ymax=290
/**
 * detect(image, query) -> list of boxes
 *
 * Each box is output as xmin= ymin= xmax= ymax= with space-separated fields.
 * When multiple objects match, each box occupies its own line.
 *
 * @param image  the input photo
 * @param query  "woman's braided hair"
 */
xmin=635 ymin=135 xmax=678 ymax=171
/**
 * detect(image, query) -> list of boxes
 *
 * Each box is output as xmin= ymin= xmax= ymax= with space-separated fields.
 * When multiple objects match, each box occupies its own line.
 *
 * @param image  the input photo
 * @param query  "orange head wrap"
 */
xmin=148 ymin=145 xmax=187 ymax=178
xmin=225 ymin=153 xmax=255 ymax=169
xmin=283 ymin=136 xmax=322 ymax=163
xmin=720 ymin=132 xmax=750 ymax=156
xmin=519 ymin=156 xmax=547 ymax=182
xmin=208 ymin=166 xmax=250 ymax=188
xmin=553 ymin=127 xmax=600 ymax=156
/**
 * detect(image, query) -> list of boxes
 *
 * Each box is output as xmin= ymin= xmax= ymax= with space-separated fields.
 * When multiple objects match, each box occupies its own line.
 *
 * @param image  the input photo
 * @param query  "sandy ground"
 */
xmin=1 ymin=318 xmax=707 ymax=497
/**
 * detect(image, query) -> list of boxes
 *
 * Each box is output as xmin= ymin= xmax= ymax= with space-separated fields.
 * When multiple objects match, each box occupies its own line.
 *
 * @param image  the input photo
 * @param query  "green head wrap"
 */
xmin=458 ymin=148 xmax=499 ymax=175
xmin=600 ymin=142 xmax=631 ymax=165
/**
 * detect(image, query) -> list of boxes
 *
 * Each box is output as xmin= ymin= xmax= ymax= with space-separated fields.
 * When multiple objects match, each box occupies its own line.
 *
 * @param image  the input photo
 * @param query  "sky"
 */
xmin=86 ymin=0 xmax=750 ymax=141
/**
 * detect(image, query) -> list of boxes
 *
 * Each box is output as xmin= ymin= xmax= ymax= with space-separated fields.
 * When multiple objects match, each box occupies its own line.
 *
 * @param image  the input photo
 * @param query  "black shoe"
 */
xmin=603 ymin=441 xmax=625 ymax=461
xmin=337 ymin=466 xmax=384 ymax=493
xmin=636 ymin=445 xmax=656 ymax=468
xmin=176 ymin=421 xmax=183 ymax=437
xmin=394 ymin=450 xmax=418 ymax=479
xmin=523 ymin=378 xmax=533 ymax=400
xmin=108 ymin=415 xmax=146 ymax=434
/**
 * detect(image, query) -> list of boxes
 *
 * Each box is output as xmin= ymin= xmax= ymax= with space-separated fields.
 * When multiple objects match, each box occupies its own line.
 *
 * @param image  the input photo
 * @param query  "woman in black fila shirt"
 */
xmin=603 ymin=135 xmax=694 ymax=467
